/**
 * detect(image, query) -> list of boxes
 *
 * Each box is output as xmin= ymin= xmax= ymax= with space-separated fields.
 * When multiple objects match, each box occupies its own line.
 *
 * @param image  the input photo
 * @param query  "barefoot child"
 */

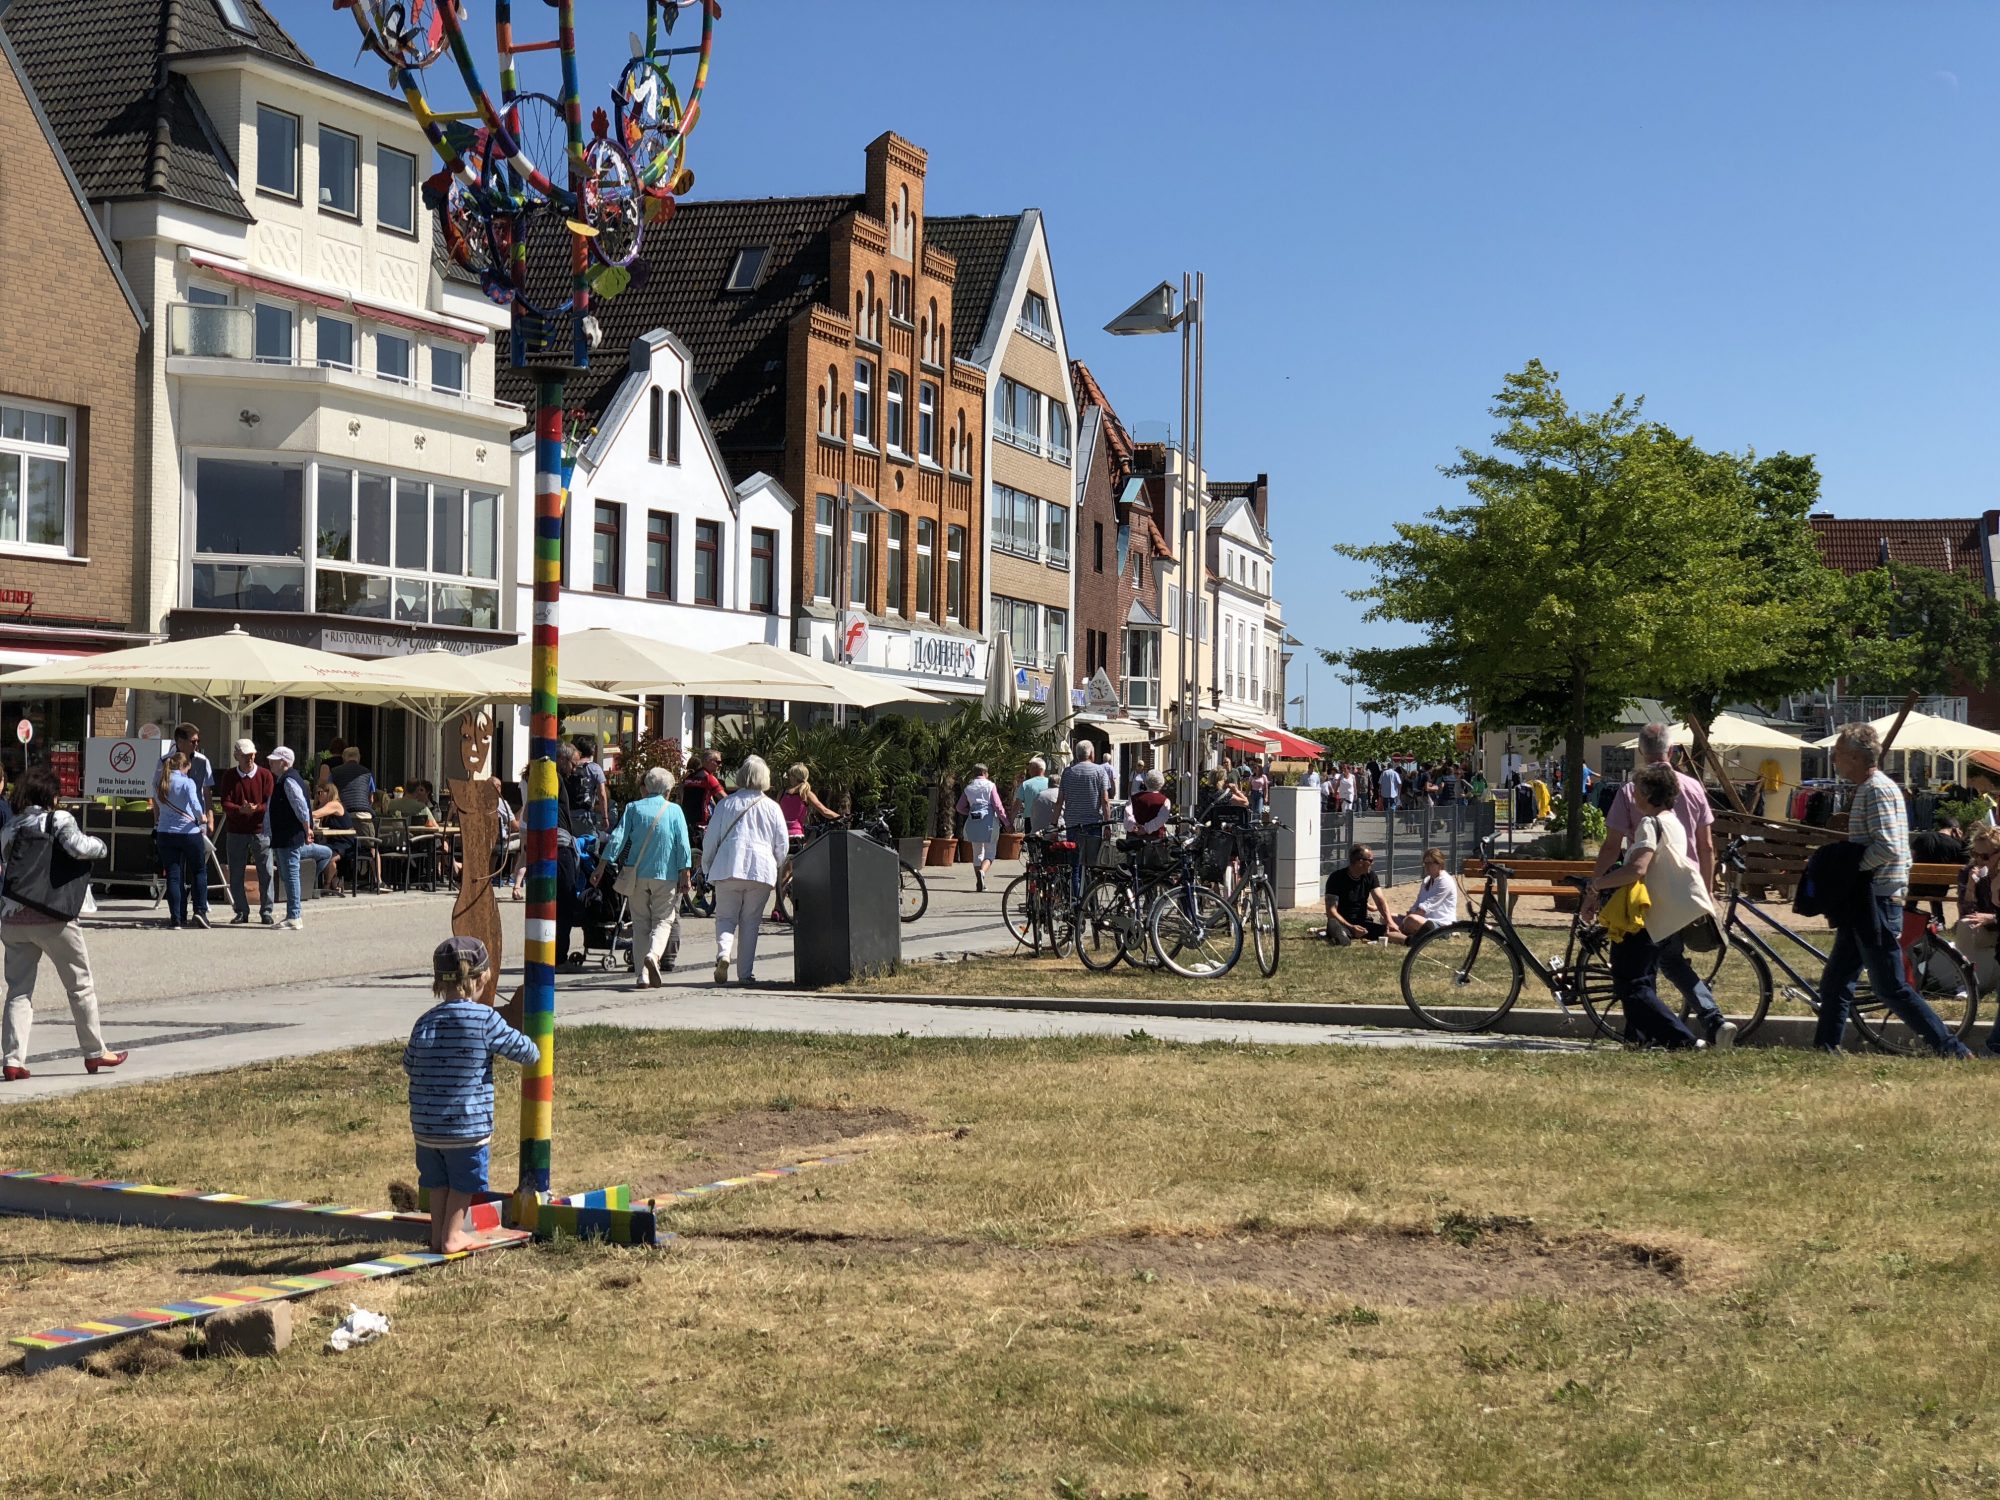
xmin=404 ymin=936 xmax=539 ymax=1253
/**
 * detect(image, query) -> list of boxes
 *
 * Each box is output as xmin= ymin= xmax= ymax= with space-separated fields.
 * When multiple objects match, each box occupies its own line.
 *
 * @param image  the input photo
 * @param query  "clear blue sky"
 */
xmin=275 ymin=1 xmax=2000 ymax=728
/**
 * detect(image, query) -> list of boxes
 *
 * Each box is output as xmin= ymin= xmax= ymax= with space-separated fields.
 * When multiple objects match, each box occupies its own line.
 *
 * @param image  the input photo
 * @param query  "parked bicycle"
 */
xmin=1077 ymin=823 xmax=1243 ymax=979
xmin=772 ymin=810 xmax=928 ymax=925
xmin=1226 ymin=817 xmax=1284 ymax=978
xmin=1001 ymin=831 xmax=1079 ymax=957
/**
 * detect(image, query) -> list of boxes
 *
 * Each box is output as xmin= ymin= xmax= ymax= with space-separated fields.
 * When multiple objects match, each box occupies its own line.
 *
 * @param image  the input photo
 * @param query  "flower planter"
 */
xmin=996 ymin=831 xmax=1025 ymax=862
xmin=924 ymin=837 xmax=959 ymax=867
xmin=957 ymin=838 xmax=975 ymax=863
xmin=897 ymin=836 xmax=926 ymax=868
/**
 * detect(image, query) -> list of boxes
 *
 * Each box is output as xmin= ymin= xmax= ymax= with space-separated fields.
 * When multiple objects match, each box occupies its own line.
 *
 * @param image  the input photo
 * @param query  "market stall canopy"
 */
xmin=0 ymin=626 xmax=419 ymax=717
xmin=1620 ymin=714 xmax=1808 ymax=752
xmin=480 ymin=629 xmax=820 ymax=700
xmin=715 ymin=642 xmax=944 ymax=710
xmin=1811 ymin=710 xmax=2000 ymax=755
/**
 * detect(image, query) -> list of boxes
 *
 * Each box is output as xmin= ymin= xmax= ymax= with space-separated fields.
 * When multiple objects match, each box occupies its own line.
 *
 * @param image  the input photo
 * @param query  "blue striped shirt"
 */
xmin=403 ymin=1000 xmax=539 ymax=1146
xmin=1847 ymin=769 xmax=1911 ymax=899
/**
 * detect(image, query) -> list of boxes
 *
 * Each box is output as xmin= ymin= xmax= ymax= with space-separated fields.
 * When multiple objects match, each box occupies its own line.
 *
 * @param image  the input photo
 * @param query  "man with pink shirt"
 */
xmin=1593 ymin=722 xmax=1732 ymax=1046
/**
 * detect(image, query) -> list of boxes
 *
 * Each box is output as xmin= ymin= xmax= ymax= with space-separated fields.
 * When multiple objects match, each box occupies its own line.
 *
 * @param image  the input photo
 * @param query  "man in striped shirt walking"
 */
xmin=1815 ymin=724 xmax=1973 ymax=1058
xmin=405 ymin=937 xmax=540 ymax=1252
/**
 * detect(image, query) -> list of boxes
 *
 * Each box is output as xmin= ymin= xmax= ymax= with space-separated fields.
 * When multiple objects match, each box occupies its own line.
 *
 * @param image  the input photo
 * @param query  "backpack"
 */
xmin=2 ymin=809 xmax=93 ymax=921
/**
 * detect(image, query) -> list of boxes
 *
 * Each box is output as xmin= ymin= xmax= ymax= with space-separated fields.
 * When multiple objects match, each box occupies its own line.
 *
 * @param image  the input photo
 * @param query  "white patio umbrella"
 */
xmin=1812 ymin=711 xmax=2000 ymax=755
xmin=479 ymin=628 xmax=812 ymax=699
xmin=1620 ymin=714 xmax=1809 ymax=752
xmin=716 ymin=642 xmax=943 ymax=710
xmin=0 ymin=625 xmax=415 ymax=732
xmin=982 ymin=631 xmax=1019 ymax=713
xmin=367 ymin=649 xmax=634 ymax=718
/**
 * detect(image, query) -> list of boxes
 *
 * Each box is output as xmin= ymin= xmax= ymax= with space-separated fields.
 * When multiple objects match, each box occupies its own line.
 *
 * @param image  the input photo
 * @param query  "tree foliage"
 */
xmin=1331 ymin=360 xmax=1825 ymax=855
xmin=1843 ymin=563 xmax=2000 ymax=697
xmin=1297 ymin=723 xmax=1460 ymax=766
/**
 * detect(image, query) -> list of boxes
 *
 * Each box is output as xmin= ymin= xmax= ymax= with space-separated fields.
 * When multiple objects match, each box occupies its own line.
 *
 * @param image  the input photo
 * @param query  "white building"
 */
xmin=512 ymin=330 xmax=797 ymax=750
xmin=7 ymin=0 xmax=519 ymax=778
xmin=1206 ymin=481 xmax=1285 ymax=735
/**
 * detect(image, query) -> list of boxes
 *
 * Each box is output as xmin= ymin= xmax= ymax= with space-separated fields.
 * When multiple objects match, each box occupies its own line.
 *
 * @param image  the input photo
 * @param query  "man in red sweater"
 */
xmin=216 ymin=737 xmax=276 ymax=925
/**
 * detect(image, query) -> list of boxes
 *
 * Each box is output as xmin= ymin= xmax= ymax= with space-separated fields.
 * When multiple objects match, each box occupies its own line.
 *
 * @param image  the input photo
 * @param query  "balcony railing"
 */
xmin=168 ymin=302 xmax=251 ymax=359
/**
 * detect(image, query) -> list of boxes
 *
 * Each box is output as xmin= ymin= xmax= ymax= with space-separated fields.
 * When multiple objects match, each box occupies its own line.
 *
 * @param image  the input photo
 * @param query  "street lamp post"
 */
xmin=1107 ymin=275 xmax=1204 ymax=792
xmin=833 ymin=484 xmax=884 ymax=724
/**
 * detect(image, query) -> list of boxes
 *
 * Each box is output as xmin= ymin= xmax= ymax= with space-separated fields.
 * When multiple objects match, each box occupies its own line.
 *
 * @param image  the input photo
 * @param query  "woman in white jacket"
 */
xmin=702 ymin=755 xmax=791 ymax=984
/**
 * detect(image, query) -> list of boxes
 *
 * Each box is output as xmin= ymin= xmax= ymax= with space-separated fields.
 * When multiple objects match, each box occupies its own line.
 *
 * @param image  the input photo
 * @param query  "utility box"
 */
xmin=791 ymin=831 xmax=900 ymax=988
xmin=1271 ymin=785 xmax=1323 ymax=911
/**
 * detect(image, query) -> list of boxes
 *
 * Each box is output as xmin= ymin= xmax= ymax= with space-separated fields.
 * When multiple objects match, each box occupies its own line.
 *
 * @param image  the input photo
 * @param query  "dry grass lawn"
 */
xmin=3 ymin=1028 xmax=1999 ymax=1497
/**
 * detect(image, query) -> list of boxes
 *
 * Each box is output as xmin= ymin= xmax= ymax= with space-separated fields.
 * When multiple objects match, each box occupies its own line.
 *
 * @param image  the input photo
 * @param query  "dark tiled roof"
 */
xmin=924 ymin=213 xmax=1020 ymax=361
xmin=497 ymin=193 xmax=861 ymax=449
xmin=4 ymin=0 xmax=305 ymax=220
xmin=1809 ymin=516 xmax=1985 ymax=579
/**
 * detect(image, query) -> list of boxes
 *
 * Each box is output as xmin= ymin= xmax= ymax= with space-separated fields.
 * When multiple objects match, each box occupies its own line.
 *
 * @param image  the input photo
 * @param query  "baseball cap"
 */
xmin=234 ymin=738 xmax=257 ymax=756
xmin=268 ymin=745 xmax=296 ymax=767
xmin=433 ymin=935 xmax=489 ymax=977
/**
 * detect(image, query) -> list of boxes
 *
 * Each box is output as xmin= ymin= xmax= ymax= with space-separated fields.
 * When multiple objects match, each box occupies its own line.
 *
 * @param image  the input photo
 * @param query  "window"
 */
xmin=666 ymin=390 xmax=682 ymax=464
xmin=256 ymin=105 xmax=299 ymax=197
xmin=0 ymin=400 xmax=73 ymax=554
xmin=885 ymin=372 xmax=906 ymax=453
xmin=918 ymin=380 xmax=937 ymax=460
xmin=946 ymin=524 xmax=965 ymax=622
xmin=648 ymin=388 xmax=663 ymax=460
xmin=862 ymin=273 xmax=876 ymax=340
xmin=993 ymin=484 xmax=1037 ymax=559
xmin=191 ymin=458 xmax=304 ymax=610
xmin=726 ymin=247 xmax=766 ymax=291
xmin=695 ymin=519 xmax=721 ymax=605
xmin=848 ymin=512 xmax=871 ymax=607
xmin=813 ymin=496 xmax=836 ymax=602
xmin=302 ymin=464 xmax=495 ymax=624
xmin=376 ymin=332 xmax=411 ymax=384
xmin=395 ymin=478 xmax=427 ymax=570
xmin=646 ymin=512 xmax=673 ymax=598
xmin=592 ymin=503 xmax=623 ymax=591
xmin=997 ymin=376 xmax=1041 ymax=452
xmin=923 ymin=298 xmax=942 ymax=364
xmin=253 ymin=303 xmax=294 ymax=364
xmin=431 ymin=345 xmax=464 ymax=394
xmin=214 ymin=0 xmax=256 ymax=34
xmin=1001 ymin=599 xmax=1037 ymax=665
xmin=1044 ymin=504 xmax=1070 ymax=568
xmin=468 ymin=490 xmax=497 ymax=579
xmin=1044 ymin=607 xmax=1068 ymax=666
xmin=886 ymin=513 xmax=906 ymax=615
xmin=1049 ymin=401 xmax=1071 ymax=465
xmin=916 ymin=519 xmax=936 ymax=619
xmin=317 ymin=316 xmax=354 ymax=370
xmin=1019 ymin=290 xmax=1054 ymax=345
xmin=356 ymin=473 xmax=391 ymax=566
xmin=751 ymin=527 xmax=776 ymax=613
xmin=853 ymin=359 xmax=874 ymax=444
xmin=1125 ymin=629 xmax=1160 ymax=712
xmin=1093 ymin=521 xmax=1104 ymax=573
xmin=432 ymin=487 xmax=464 ymax=574
xmin=187 ymin=284 xmax=230 ymax=307
xmin=890 ymin=271 xmax=912 ymax=321
xmin=318 ymin=125 xmax=358 ymax=216
xmin=377 ymin=144 xmax=417 ymax=234
xmin=316 ymin=466 xmax=354 ymax=561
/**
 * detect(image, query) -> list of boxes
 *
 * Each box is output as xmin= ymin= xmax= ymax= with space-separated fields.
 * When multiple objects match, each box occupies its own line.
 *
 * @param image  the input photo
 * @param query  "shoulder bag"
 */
xmin=612 ymin=800 xmax=672 ymax=899
xmin=1641 ymin=814 xmax=1721 ymax=950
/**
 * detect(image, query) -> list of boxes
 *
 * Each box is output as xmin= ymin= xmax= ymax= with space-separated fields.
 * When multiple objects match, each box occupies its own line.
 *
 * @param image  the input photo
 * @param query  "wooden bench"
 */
xmin=1459 ymin=857 xmax=1595 ymax=915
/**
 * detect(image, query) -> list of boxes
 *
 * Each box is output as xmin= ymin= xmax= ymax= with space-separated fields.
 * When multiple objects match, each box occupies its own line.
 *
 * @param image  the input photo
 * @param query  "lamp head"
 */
xmin=1105 ymin=281 xmax=1181 ymax=336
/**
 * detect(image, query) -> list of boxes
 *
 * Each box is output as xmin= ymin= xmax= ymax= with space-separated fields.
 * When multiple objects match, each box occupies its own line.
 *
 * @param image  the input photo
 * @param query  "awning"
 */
xmin=1223 ymin=734 xmax=1278 ymax=754
xmin=352 ymin=299 xmax=486 ymax=346
xmin=189 ymin=253 xmax=347 ymax=312
xmin=1268 ymin=727 xmax=1325 ymax=759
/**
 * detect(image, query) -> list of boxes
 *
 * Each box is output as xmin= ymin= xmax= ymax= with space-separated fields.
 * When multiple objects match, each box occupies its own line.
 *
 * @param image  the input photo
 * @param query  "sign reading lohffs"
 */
xmin=84 ymin=737 xmax=158 ymax=798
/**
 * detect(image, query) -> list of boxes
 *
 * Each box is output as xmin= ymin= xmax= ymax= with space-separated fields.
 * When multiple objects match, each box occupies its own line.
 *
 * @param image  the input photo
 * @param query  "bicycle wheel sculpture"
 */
xmin=339 ymin=0 xmax=719 ymax=1195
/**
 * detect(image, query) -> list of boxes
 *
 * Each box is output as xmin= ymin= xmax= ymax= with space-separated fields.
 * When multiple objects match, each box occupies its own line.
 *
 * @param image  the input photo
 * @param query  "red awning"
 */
xmin=1222 ymin=735 xmax=1274 ymax=754
xmin=1223 ymin=728 xmax=1325 ymax=759
xmin=189 ymin=254 xmax=347 ymax=311
xmin=352 ymin=300 xmax=486 ymax=346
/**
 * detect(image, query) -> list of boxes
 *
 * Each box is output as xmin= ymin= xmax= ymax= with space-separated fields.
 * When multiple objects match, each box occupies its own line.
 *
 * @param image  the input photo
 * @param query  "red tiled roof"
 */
xmin=1808 ymin=516 xmax=1985 ymax=579
xmin=1070 ymin=359 xmax=1134 ymax=468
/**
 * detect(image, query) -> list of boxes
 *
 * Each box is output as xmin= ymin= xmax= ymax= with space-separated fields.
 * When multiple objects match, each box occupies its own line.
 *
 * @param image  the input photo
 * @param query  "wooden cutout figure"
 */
xmin=449 ymin=709 xmax=503 ymax=1008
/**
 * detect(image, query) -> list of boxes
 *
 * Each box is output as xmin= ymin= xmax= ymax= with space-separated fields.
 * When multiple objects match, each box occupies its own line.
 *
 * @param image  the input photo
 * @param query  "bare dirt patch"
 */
xmin=694 ymin=1218 xmax=1703 ymax=1307
xmin=623 ymin=1106 xmax=922 ymax=1198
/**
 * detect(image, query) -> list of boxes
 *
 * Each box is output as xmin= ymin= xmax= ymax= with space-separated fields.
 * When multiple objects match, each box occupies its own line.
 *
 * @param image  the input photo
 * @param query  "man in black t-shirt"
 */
xmin=1324 ymin=844 xmax=1391 ymax=943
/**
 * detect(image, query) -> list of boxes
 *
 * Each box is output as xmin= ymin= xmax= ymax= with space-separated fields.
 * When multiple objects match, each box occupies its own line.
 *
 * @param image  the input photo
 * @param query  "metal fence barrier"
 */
xmin=1319 ymin=800 xmax=1500 ymax=888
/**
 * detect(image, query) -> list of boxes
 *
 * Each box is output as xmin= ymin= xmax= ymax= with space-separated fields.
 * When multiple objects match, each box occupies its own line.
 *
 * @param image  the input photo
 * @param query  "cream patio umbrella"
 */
xmin=479 ymin=628 xmax=815 ymax=699
xmin=981 ymin=631 xmax=1020 ymax=713
xmin=0 ymin=625 xmax=417 ymax=733
xmin=1619 ymin=714 xmax=1809 ymax=752
xmin=1811 ymin=710 xmax=2000 ymax=757
xmin=716 ymin=642 xmax=944 ymax=710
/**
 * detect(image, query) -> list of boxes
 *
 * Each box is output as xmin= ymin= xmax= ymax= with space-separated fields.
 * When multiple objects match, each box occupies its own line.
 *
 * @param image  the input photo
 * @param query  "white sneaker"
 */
xmin=714 ymin=955 xmax=730 ymax=983
xmin=278 ymin=917 xmax=303 ymax=931
xmin=643 ymin=956 xmax=662 ymax=987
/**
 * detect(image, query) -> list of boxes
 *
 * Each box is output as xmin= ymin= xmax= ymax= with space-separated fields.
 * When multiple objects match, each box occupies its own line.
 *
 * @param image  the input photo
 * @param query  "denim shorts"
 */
xmin=414 ymin=1142 xmax=491 ymax=1195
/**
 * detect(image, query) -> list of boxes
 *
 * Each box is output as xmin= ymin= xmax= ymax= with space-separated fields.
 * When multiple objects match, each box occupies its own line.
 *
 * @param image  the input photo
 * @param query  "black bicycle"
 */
xmin=772 ymin=810 xmax=928 ymax=925
xmin=1222 ymin=817 xmax=1284 ymax=978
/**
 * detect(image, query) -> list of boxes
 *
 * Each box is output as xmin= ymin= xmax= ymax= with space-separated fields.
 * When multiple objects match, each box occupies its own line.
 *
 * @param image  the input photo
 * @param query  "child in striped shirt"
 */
xmin=404 ymin=936 xmax=539 ymax=1253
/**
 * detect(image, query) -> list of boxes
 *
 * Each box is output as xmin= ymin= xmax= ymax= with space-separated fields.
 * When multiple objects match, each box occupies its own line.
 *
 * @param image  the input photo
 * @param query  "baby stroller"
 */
xmin=566 ymin=829 xmax=633 ymax=972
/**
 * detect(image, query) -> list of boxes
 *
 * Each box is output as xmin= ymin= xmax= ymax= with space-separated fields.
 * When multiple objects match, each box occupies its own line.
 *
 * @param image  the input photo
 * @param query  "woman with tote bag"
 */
xmin=702 ymin=756 xmax=790 ymax=985
xmin=596 ymin=766 xmax=692 ymax=988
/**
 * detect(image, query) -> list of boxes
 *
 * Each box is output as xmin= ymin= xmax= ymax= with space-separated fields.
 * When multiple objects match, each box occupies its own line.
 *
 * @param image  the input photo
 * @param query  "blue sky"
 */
xmin=275 ymin=2 xmax=2000 ymax=728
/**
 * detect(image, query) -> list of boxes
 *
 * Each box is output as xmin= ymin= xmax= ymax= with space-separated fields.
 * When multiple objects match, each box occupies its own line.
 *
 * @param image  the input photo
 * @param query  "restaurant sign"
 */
xmin=908 ymin=631 xmax=984 ymax=680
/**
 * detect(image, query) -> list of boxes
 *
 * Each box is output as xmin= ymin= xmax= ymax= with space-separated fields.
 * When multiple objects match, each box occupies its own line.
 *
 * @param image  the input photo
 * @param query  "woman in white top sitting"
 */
xmin=702 ymin=755 xmax=792 ymax=985
xmin=1388 ymin=846 xmax=1459 ymax=945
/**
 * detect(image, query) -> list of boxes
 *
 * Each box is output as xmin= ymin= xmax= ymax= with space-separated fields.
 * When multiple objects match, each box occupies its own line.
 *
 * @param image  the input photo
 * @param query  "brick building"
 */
xmin=502 ymin=133 xmax=1002 ymax=704
xmin=0 ymin=22 xmax=146 ymax=767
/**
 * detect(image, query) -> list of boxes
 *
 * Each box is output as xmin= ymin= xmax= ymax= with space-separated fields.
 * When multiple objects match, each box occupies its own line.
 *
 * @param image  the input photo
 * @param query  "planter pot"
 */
xmin=957 ymin=838 xmax=975 ymax=862
xmin=924 ymin=837 xmax=959 ymax=867
xmin=897 ymin=836 xmax=926 ymax=867
xmin=996 ymin=831 xmax=1026 ymax=862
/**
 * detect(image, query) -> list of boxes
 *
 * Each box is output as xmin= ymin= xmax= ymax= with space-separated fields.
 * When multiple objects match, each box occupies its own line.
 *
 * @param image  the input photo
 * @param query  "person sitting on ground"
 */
xmin=1955 ymin=824 xmax=2000 ymax=1009
xmin=1389 ymin=847 xmax=1459 ymax=945
xmin=1324 ymin=845 xmax=1392 ymax=944
xmin=1123 ymin=769 xmax=1173 ymax=841
xmin=404 ymin=936 xmax=539 ymax=1254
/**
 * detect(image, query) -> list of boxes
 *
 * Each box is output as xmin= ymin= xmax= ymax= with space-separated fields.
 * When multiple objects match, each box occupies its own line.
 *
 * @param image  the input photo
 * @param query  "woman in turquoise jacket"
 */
xmin=596 ymin=765 xmax=692 ymax=988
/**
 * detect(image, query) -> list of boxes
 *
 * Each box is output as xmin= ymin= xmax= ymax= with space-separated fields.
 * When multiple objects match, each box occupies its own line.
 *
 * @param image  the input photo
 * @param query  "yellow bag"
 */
xmin=1600 ymin=880 xmax=1651 ymax=941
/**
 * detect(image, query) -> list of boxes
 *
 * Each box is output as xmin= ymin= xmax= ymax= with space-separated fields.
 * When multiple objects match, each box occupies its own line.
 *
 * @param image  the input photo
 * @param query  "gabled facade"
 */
xmin=514 ymin=330 xmax=795 ymax=745
xmin=1205 ymin=479 xmax=1285 ymax=731
xmin=930 ymin=211 xmax=1077 ymax=704
xmin=6 ymin=0 xmax=520 ymax=776
xmin=0 ymin=19 xmax=147 ymax=776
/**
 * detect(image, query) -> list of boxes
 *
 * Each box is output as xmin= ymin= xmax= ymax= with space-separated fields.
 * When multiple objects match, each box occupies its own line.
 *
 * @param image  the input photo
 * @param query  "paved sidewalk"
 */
xmin=1 ymin=862 xmax=1578 ymax=1104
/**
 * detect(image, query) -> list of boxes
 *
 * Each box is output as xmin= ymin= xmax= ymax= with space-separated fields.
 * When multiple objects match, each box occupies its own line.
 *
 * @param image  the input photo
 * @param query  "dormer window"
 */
xmin=215 ymin=0 xmax=256 ymax=35
xmin=726 ymin=247 xmax=767 ymax=292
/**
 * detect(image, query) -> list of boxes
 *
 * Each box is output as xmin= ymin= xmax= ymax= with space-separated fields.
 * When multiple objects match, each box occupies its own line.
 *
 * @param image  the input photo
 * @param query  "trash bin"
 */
xmin=792 ymin=830 xmax=900 ymax=987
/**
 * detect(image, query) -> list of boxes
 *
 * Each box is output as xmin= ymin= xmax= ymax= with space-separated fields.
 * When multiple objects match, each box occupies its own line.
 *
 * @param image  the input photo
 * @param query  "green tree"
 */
xmin=1843 ymin=562 xmax=2000 ymax=697
xmin=1333 ymin=360 xmax=1800 ymax=855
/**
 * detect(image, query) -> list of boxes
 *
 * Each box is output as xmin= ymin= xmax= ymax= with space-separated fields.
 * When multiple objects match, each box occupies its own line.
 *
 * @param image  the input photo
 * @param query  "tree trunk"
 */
xmin=1563 ymin=669 xmax=1589 ymax=860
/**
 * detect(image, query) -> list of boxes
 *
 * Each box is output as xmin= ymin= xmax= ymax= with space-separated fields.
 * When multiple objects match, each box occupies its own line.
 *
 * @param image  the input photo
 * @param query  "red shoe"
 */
xmin=3 ymin=1066 xmax=28 ymax=1082
xmin=84 ymin=1051 xmax=128 ymax=1074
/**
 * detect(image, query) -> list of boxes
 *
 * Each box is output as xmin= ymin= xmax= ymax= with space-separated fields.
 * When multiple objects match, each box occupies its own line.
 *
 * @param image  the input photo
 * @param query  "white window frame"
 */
xmin=997 ymin=376 xmax=1042 ymax=454
xmin=848 ymin=512 xmax=871 ymax=609
xmin=886 ymin=512 xmax=906 ymax=616
xmin=1018 ymin=290 xmax=1055 ymax=348
xmin=886 ymin=372 xmax=907 ymax=455
xmin=430 ymin=343 xmax=465 ymax=395
xmin=993 ymin=483 xmax=1038 ymax=561
xmin=1044 ymin=503 xmax=1070 ymax=571
xmin=253 ymin=300 xmax=295 ymax=364
xmin=813 ymin=495 xmax=836 ymax=602
xmin=946 ymin=524 xmax=966 ymax=622
xmin=375 ymin=330 xmax=413 ymax=385
xmin=376 ymin=143 xmax=418 ymax=235
xmin=918 ymin=380 xmax=938 ymax=462
xmin=317 ymin=123 xmax=359 ymax=217
xmin=316 ymin=314 xmax=355 ymax=371
xmin=1049 ymin=399 xmax=1072 ymax=465
xmin=0 ymin=398 xmax=77 ymax=558
xmin=255 ymin=104 xmax=299 ymax=199
xmin=916 ymin=518 xmax=936 ymax=620
xmin=853 ymin=358 xmax=875 ymax=447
